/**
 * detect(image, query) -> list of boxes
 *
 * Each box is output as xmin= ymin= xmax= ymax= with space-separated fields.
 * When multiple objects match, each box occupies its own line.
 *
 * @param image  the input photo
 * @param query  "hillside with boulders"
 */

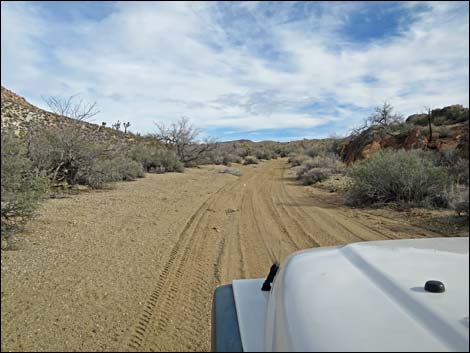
xmin=339 ymin=104 xmax=469 ymax=164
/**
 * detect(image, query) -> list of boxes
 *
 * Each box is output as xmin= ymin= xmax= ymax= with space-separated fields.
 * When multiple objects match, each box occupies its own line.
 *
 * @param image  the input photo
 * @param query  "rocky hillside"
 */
xmin=1 ymin=86 xmax=144 ymax=145
xmin=340 ymin=105 xmax=469 ymax=164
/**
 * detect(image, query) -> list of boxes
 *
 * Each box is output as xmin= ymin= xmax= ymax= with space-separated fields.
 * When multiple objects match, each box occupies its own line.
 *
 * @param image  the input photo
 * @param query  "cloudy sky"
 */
xmin=1 ymin=1 xmax=469 ymax=141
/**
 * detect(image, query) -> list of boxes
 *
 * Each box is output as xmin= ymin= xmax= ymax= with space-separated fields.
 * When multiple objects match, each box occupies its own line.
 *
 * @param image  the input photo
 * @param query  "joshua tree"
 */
xmin=112 ymin=120 xmax=121 ymax=130
xmin=123 ymin=122 xmax=131 ymax=134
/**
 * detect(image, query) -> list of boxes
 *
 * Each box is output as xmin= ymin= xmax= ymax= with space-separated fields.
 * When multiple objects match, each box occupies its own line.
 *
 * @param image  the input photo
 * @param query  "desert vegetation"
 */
xmin=287 ymin=139 xmax=346 ymax=186
xmin=345 ymin=149 xmax=449 ymax=207
xmin=3 ymin=86 xmax=245 ymax=244
xmin=1 ymin=127 xmax=49 ymax=240
xmin=287 ymin=103 xmax=469 ymax=218
xmin=2 ymin=89 xmax=468 ymax=352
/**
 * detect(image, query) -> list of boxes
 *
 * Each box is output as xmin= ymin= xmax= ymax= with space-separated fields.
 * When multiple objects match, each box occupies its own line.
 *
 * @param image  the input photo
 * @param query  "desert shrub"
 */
xmin=148 ymin=149 xmax=184 ymax=173
xmin=213 ymin=155 xmax=225 ymax=165
xmin=448 ymin=185 xmax=469 ymax=217
xmin=345 ymin=149 xmax=449 ymax=207
xmin=432 ymin=105 xmax=469 ymax=125
xmin=129 ymin=145 xmax=184 ymax=173
xmin=275 ymin=146 xmax=287 ymax=157
xmin=114 ymin=158 xmax=144 ymax=180
xmin=435 ymin=150 xmax=469 ymax=185
xmin=435 ymin=126 xmax=452 ymax=138
xmin=28 ymin=126 xmax=153 ymax=189
xmin=243 ymin=156 xmax=259 ymax=165
xmin=327 ymin=138 xmax=344 ymax=155
xmin=304 ymin=146 xmax=326 ymax=158
xmin=296 ymin=155 xmax=345 ymax=185
xmin=450 ymin=159 xmax=469 ymax=186
xmin=78 ymin=157 xmax=144 ymax=189
xmin=219 ymin=168 xmax=242 ymax=177
xmin=255 ymin=149 xmax=274 ymax=160
xmin=1 ymin=128 xmax=48 ymax=239
xmin=28 ymin=125 xmax=111 ymax=186
xmin=222 ymin=154 xmax=242 ymax=166
xmin=297 ymin=155 xmax=345 ymax=177
xmin=299 ymin=168 xmax=332 ymax=185
xmin=127 ymin=144 xmax=154 ymax=170
xmin=288 ymin=154 xmax=308 ymax=167
xmin=419 ymin=127 xmax=432 ymax=139
xmin=406 ymin=114 xmax=429 ymax=126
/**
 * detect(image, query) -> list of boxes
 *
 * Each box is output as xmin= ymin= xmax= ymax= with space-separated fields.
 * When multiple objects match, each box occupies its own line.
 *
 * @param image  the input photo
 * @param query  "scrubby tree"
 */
xmin=353 ymin=102 xmax=403 ymax=136
xmin=154 ymin=117 xmax=216 ymax=165
xmin=42 ymin=94 xmax=100 ymax=121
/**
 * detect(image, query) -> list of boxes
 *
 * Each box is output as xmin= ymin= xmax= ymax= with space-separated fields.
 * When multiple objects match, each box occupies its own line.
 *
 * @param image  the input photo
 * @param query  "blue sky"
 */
xmin=1 ymin=1 xmax=469 ymax=141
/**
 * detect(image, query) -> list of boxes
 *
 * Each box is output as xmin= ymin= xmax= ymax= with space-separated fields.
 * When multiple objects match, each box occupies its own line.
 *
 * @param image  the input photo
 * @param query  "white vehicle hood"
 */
xmin=233 ymin=237 xmax=469 ymax=352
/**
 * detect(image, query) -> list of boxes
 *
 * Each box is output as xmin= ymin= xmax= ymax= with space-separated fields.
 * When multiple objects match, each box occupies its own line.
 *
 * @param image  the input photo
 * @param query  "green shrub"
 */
xmin=127 ymin=144 xmax=154 ymax=170
xmin=345 ymin=149 xmax=449 ymax=207
xmin=149 ymin=149 xmax=184 ymax=173
xmin=1 ymin=128 xmax=48 ymax=239
xmin=243 ymin=156 xmax=259 ymax=165
xmin=77 ymin=157 xmax=144 ymax=189
xmin=128 ymin=145 xmax=184 ymax=173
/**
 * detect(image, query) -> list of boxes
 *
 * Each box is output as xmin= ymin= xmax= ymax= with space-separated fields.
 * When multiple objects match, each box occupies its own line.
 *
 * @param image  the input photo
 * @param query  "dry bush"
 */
xmin=219 ymin=168 xmax=242 ymax=177
xmin=304 ymin=146 xmax=327 ymax=158
xmin=223 ymin=154 xmax=242 ymax=165
xmin=243 ymin=156 xmax=259 ymax=165
xmin=255 ymin=149 xmax=274 ymax=160
xmin=296 ymin=155 xmax=345 ymax=185
xmin=28 ymin=126 xmax=170 ymax=189
xmin=299 ymin=168 xmax=332 ymax=185
xmin=448 ymin=185 xmax=469 ymax=217
xmin=288 ymin=154 xmax=308 ymax=167
xmin=345 ymin=149 xmax=449 ymax=207
xmin=154 ymin=117 xmax=215 ymax=165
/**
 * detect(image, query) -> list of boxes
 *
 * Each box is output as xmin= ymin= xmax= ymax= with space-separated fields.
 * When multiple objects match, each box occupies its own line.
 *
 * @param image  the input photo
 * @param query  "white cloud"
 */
xmin=1 ymin=1 xmax=468 ymax=140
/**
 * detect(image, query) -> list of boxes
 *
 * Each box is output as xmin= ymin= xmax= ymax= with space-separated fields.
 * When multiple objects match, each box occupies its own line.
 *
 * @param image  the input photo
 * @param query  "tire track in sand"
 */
xmin=128 ymin=158 xmax=445 ymax=351
xmin=128 ymin=180 xmax=239 ymax=351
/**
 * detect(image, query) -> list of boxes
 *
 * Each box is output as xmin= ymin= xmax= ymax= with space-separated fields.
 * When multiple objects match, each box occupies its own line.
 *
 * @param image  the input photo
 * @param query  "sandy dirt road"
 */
xmin=1 ymin=159 xmax=453 ymax=352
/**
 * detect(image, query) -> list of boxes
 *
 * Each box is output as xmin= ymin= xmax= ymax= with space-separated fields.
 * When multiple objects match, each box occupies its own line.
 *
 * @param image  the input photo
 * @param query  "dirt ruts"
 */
xmin=1 ymin=159 xmax=451 ymax=352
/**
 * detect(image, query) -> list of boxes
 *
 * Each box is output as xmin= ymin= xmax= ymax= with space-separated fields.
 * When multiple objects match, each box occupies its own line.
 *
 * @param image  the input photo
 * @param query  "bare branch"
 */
xmin=154 ymin=117 xmax=215 ymax=164
xmin=42 ymin=94 xmax=100 ymax=121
